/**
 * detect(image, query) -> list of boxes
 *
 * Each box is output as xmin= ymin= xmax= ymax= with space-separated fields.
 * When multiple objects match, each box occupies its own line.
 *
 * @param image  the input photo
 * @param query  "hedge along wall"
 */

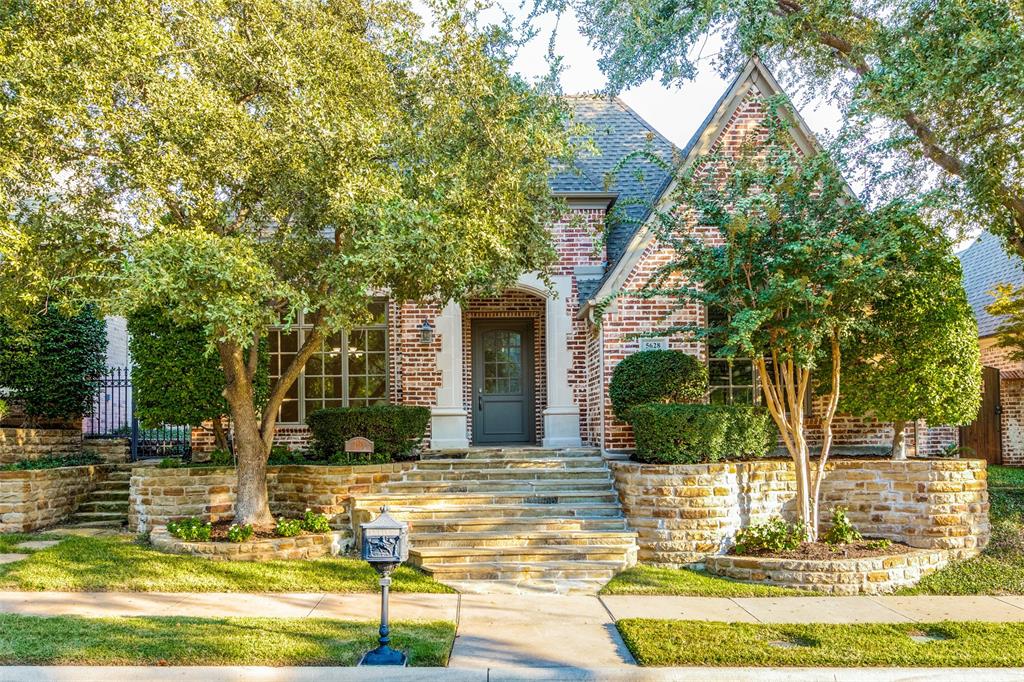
xmin=0 ymin=427 xmax=82 ymax=464
xmin=128 ymin=462 xmax=415 ymax=533
xmin=611 ymin=458 xmax=989 ymax=567
xmin=0 ymin=464 xmax=114 ymax=532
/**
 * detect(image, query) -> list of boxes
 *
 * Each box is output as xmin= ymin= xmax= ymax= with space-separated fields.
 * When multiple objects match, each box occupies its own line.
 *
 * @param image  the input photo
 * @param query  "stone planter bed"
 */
xmin=150 ymin=525 xmax=350 ymax=561
xmin=704 ymin=547 xmax=950 ymax=595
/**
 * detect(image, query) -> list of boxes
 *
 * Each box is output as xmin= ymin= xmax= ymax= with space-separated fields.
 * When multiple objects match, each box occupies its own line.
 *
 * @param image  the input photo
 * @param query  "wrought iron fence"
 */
xmin=86 ymin=367 xmax=193 ymax=461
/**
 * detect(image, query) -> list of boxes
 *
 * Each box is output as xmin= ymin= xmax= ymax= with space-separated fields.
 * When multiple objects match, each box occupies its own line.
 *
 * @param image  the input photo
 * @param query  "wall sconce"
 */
xmin=418 ymin=319 xmax=435 ymax=344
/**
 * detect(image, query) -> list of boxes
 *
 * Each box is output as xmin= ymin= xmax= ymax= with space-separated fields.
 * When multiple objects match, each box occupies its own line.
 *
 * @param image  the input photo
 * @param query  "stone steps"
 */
xmin=411 ymin=530 xmax=638 ymax=549
xmin=77 ymin=500 xmax=129 ymax=513
xmin=92 ymin=479 xmax=130 ymax=492
xmin=68 ymin=469 xmax=131 ymax=529
xmin=353 ymin=446 xmax=638 ymax=593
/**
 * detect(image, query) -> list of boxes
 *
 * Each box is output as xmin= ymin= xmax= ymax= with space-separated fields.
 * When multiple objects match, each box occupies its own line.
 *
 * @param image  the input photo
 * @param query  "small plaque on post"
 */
xmin=345 ymin=437 xmax=374 ymax=454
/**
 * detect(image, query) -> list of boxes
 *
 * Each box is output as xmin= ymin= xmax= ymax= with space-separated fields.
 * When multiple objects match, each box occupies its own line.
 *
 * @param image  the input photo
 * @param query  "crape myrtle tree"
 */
xmin=840 ymin=220 xmax=982 ymax=458
xmin=641 ymin=104 xmax=902 ymax=540
xmin=550 ymin=0 xmax=1024 ymax=256
xmin=1 ymin=0 xmax=574 ymax=526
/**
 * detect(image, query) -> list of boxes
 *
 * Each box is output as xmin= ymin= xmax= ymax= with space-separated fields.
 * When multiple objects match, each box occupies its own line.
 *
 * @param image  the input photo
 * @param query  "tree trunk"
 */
xmin=891 ymin=420 xmax=908 ymax=460
xmin=212 ymin=417 xmax=230 ymax=454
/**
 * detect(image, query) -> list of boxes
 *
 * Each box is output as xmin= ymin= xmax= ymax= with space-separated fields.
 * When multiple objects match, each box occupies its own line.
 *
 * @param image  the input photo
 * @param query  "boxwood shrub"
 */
xmin=609 ymin=350 xmax=707 ymax=419
xmin=306 ymin=404 xmax=430 ymax=460
xmin=627 ymin=403 xmax=775 ymax=464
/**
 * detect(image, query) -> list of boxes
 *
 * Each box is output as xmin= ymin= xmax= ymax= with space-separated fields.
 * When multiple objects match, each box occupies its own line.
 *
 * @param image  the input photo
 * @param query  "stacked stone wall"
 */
xmin=611 ymin=458 xmax=989 ymax=567
xmin=0 ymin=428 xmax=82 ymax=464
xmin=128 ymin=462 xmax=414 ymax=534
xmin=0 ymin=464 xmax=113 ymax=532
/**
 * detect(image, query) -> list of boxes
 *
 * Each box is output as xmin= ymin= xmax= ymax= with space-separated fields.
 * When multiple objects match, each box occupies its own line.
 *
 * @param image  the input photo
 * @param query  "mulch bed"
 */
xmin=206 ymin=521 xmax=312 ymax=542
xmin=732 ymin=540 xmax=914 ymax=560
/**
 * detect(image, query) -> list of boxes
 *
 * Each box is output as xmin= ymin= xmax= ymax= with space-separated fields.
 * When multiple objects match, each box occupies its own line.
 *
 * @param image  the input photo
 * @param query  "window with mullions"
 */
xmin=707 ymin=307 xmax=759 ymax=405
xmin=268 ymin=301 xmax=388 ymax=423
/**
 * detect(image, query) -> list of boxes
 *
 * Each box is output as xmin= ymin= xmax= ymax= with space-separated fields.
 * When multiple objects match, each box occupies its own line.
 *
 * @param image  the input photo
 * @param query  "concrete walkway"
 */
xmin=4 ymin=591 xmax=1024 ymax=672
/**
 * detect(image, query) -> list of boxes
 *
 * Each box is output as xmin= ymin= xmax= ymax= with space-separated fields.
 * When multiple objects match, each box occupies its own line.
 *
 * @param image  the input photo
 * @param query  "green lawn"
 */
xmin=0 ymin=614 xmax=454 ymax=666
xmin=618 ymin=619 xmax=1024 ymax=667
xmin=0 ymin=535 xmax=452 ymax=593
xmin=601 ymin=564 xmax=805 ymax=597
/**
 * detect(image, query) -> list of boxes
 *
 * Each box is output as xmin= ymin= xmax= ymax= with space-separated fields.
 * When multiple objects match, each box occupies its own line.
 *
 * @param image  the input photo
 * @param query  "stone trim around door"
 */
xmin=428 ymin=272 xmax=583 ymax=449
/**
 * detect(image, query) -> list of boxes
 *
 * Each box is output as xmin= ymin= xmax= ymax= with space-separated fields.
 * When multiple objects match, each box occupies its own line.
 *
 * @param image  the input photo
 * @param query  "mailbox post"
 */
xmin=359 ymin=506 xmax=410 ymax=666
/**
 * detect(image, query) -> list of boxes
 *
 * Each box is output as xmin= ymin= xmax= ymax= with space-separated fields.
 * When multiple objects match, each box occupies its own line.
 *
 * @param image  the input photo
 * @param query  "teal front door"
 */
xmin=471 ymin=319 xmax=535 ymax=445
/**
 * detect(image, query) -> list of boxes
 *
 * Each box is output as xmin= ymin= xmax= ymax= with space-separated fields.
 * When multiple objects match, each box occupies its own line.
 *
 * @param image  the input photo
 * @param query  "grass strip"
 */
xmin=601 ymin=564 xmax=805 ymax=597
xmin=0 ymin=535 xmax=452 ymax=593
xmin=0 ymin=614 xmax=454 ymax=666
xmin=618 ymin=619 xmax=1024 ymax=667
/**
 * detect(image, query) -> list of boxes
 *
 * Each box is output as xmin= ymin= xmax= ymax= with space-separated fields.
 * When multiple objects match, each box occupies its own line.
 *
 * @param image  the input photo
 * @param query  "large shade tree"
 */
xmin=1 ymin=0 xmax=574 ymax=525
xmin=641 ymin=104 xmax=905 ymax=539
xmin=840 ymin=220 xmax=982 ymax=458
xmin=548 ymin=0 xmax=1024 ymax=256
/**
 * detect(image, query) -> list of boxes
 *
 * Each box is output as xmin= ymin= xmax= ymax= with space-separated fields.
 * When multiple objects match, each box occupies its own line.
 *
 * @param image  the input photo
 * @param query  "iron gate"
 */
xmin=86 ymin=367 xmax=193 ymax=461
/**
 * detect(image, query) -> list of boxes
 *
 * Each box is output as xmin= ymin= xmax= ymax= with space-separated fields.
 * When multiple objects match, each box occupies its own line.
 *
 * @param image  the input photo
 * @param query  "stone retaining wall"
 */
xmin=0 ymin=464 xmax=113 ymax=532
xmin=82 ymin=438 xmax=130 ymax=464
xmin=611 ymin=458 xmax=989 ymax=566
xmin=0 ymin=428 xmax=82 ymax=464
xmin=129 ymin=462 xmax=415 ymax=533
xmin=150 ymin=526 xmax=349 ymax=561
xmin=705 ymin=548 xmax=950 ymax=595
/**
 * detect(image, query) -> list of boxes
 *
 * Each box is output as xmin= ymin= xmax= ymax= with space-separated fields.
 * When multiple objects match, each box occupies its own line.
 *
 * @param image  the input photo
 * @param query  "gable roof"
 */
xmin=957 ymin=230 xmax=1024 ymax=338
xmin=553 ymin=97 xmax=679 ymax=268
xmin=577 ymin=57 xmax=823 ymax=319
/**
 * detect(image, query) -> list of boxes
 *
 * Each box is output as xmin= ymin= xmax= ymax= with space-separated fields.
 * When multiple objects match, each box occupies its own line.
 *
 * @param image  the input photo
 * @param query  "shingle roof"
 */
xmin=553 ymin=97 xmax=679 ymax=268
xmin=957 ymin=230 xmax=1024 ymax=337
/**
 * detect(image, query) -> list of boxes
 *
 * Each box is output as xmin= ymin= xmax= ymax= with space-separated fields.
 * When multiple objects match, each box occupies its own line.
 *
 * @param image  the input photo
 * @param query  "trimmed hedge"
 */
xmin=307 ymin=405 xmax=430 ymax=460
xmin=609 ymin=350 xmax=707 ymax=419
xmin=627 ymin=403 xmax=775 ymax=464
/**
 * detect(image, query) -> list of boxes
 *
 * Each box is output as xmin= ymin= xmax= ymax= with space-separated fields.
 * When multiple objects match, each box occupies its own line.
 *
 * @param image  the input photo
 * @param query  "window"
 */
xmin=707 ymin=307 xmax=758 ymax=405
xmin=268 ymin=301 xmax=388 ymax=423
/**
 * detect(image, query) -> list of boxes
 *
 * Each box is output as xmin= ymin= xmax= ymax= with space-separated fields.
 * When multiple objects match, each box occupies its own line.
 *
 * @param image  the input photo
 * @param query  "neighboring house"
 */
xmin=196 ymin=58 xmax=955 ymax=456
xmin=958 ymin=230 xmax=1024 ymax=465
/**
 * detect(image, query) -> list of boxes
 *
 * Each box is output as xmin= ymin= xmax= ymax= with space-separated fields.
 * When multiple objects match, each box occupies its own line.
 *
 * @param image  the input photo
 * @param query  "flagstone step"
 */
xmin=413 ymin=457 xmax=605 ymax=471
xmin=383 ymin=479 xmax=614 ymax=494
xmin=416 ymin=559 xmax=627 ymax=582
xmin=410 ymin=530 xmax=638 ymax=549
xmin=403 ymin=516 xmax=631 ymax=534
xmin=59 ymin=519 xmax=127 ymax=530
xmin=87 ymin=489 xmax=130 ymax=501
xmin=77 ymin=500 xmax=129 ymax=513
xmin=92 ymin=479 xmax=130 ymax=492
xmin=401 ymin=468 xmax=612 ymax=482
xmin=421 ymin=448 xmax=600 ymax=460
xmin=106 ymin=470 xmax=131 ymax=481
xmin=358 ymin=503 xmax=625 ymax=521
xmin=354 ymin=490 xmax=619 ymax=508
xmin=411 ymin=541 xmax=638 ymax=563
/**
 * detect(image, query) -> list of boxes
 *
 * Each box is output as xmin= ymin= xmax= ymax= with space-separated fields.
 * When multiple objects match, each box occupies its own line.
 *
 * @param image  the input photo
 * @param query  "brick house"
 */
xmin=196 ymin=57 xmax=956 ymax=457
xmin=958 ymin=230 xmax=1024 ymax=465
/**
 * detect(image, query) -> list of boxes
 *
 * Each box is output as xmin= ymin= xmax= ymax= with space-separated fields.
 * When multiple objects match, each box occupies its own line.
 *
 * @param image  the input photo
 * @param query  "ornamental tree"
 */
xmin=2 ymin=0 xmax=573 ymax=525
xmin=641 ymin=104 xmax=900 ymax=539
xmin=840 ymin=220 xmax=982 ymax=458
xmin=553 ymin=0 xmax=1024 ymax=258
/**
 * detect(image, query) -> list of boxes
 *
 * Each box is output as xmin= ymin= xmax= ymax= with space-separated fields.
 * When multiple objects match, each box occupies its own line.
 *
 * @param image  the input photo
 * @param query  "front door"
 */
xmin=472 ymin=319 xmax=535 ymax=445
xmin=960 ymin=365 xmax=1002 ymax=464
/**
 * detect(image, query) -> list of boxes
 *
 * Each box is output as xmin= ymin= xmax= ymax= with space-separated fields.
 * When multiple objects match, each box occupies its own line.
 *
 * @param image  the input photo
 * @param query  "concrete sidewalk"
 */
xmin=3 ymin=592 xmax=1024 ymax=672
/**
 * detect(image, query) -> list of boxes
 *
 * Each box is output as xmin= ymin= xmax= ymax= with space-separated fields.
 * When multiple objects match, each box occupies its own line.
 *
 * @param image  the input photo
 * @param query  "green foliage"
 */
xmin=562 ymin=0 xmax=1024 ymax=255
xmin=274 ymin=518 xmax=303 ymax=538
xmin=156 ymin=458 xmax=182 ymax=470
xmin=307 ymin=405 xmax=430 ymax=460
xmin=0 ymin=399 xmax=7 ymax=422
xmin=0 ymin=307 xmax=105 ymax=421
xmin=867 ymin=539 xmax=893 ymax=551
xmin=166 ymin=518 xmax=212 ymax=543
xmin=609 ymin=350 xmax=708 ymax=419
xmin=841 ymin=218 xmax=981 ymax=432
xmin=626 ymin=403 xmax=775 ymax=464
xmin=206 ymin=449 xmax=235 ymax=467
xmin=822 ymin=508 xmax=862 ymax=546
xmin=226 ymin=524 xmax=254 ymax=544
xmin=267 ymin=446 xmax=307 ymax=465
xmin=300 ymin=510 xmax=332 ymax=534
xmin=734 ymin=518 xmax=808 ymax=555
xmin=0 ymin=454 xmax=101 ymax=471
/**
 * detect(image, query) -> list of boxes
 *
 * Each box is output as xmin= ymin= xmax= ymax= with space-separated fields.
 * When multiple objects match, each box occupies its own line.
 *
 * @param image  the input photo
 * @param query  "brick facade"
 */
xmin=979 ymin=337 xmax=1024 ymax=465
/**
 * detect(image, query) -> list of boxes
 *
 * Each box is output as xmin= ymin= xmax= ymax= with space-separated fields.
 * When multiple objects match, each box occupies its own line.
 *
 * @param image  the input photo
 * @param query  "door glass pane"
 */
xmin=483 ymin=330 xmax=522 ymax=394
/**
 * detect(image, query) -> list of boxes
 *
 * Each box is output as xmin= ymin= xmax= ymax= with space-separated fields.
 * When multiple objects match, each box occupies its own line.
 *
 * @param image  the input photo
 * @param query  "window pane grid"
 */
xmin=707 ymin=307 xmax=758 ymax=406
xmin=267 ymin=304 xmax=389 ymax=422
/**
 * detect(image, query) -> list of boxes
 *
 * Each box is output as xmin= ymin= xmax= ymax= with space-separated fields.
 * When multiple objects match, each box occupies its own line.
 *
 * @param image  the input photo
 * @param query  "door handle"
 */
xmin=477 ymin=392 xmax=482 ymax=411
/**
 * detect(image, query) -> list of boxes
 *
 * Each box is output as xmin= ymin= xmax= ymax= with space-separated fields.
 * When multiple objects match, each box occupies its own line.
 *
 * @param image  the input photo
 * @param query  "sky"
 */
xmin=502 ymin=5 xmax=846 ymax=151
